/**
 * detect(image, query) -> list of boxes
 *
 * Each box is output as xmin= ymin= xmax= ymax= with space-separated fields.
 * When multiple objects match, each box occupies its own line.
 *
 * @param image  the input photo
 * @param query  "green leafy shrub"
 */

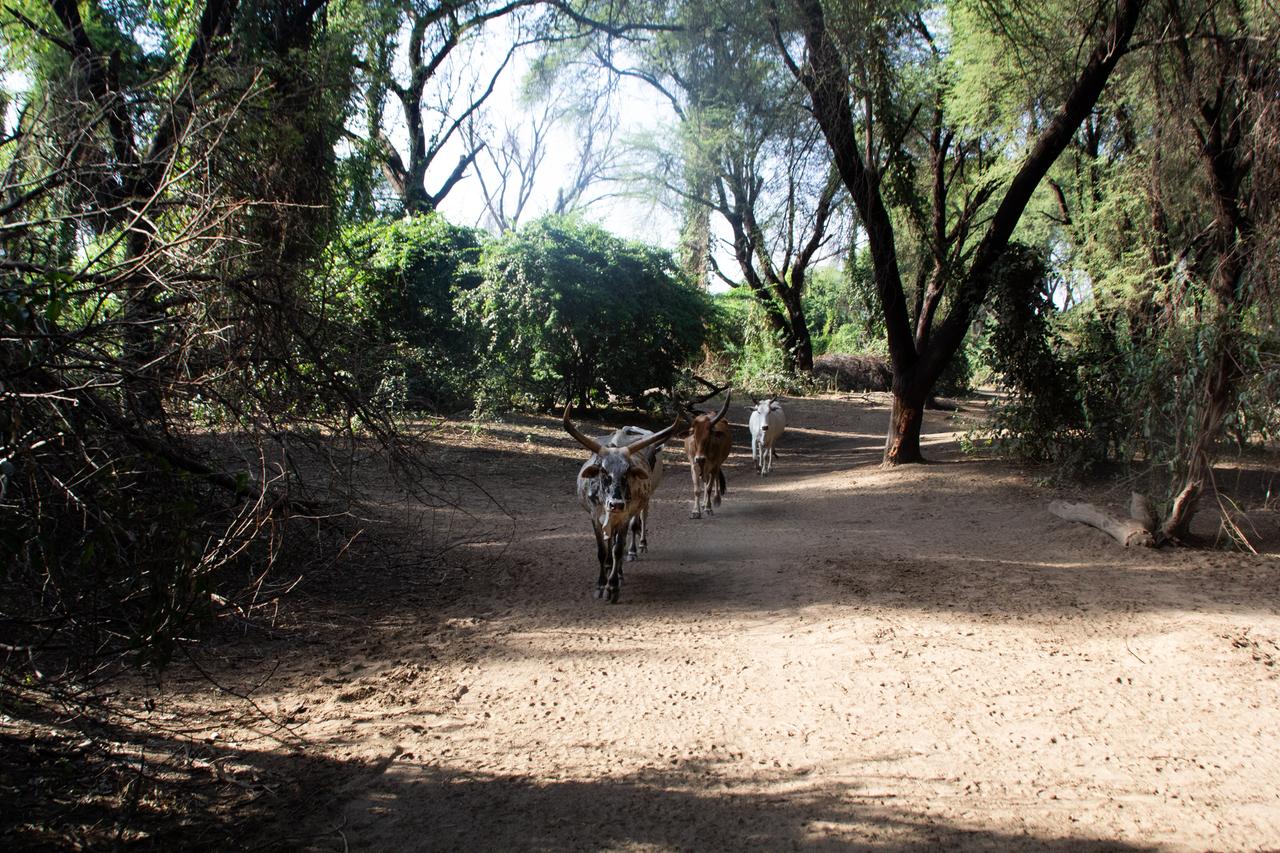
xmin=463 ymin=216 xmax=711 ymax=411
xmin=323 ymin=214 xmax=484 ymax=410
xmin=805 ymin=262 xmax=884 ymax=358
xmin=973 ymin=243 xmax=1085 ymax=462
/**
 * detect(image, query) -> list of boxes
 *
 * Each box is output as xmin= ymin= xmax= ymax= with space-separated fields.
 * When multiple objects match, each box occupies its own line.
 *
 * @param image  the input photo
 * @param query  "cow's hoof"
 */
xmin=690 ymin=511 xmax=701 ymax=519
xmin=607 ymin=586 xmax=620 ymax=604
xmin=626 ymin=552 xmax=637 ymax=562
xmin=594 ymin=586 xmax=606 ymax=599
xmin=713 ymin=496 xmax=722 ymax=507
xmin=705 ymin=507 xmax=714 ymax=516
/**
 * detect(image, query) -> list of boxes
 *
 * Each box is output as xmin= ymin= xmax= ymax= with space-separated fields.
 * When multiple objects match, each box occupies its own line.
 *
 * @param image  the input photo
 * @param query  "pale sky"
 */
xmin=409 ymin=25 xmax=688 ymax=247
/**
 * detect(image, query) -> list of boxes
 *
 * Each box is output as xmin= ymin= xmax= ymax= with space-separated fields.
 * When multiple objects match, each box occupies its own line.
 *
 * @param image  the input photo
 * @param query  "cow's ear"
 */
xmin=581 ymin=464 xmax=601 ymax=478
xmin=628 ymin=467 xmax=650 ymax=481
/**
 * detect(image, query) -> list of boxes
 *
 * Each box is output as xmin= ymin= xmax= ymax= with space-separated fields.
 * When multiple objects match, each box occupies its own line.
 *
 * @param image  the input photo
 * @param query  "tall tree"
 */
xmin=773 ymin=0 xmax=1145 ymax=463
xmin=1040 ymin=0 xmax=1279 ymax=541
xmin=471 ymin=60 xmax=623 ymax=230
xmin=344 ymin=0 xmax=550 ymax=215
xmin=1144 ymin=0 xmax=1276 ymax=539
xmin=596 ymin=1 xmax=848 ymax=372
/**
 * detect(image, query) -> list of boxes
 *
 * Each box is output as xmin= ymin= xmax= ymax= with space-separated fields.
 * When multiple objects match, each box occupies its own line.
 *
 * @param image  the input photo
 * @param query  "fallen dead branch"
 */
xmin=1049 ymin=493 xmax=1157 ymax=547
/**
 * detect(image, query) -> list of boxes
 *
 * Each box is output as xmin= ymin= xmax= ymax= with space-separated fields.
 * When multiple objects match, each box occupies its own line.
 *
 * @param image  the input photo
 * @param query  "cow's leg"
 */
xmin=593 ymin=521 xmax=608 ymax=598
xmin=606 ymin=532 xmax=626 ymax=603
xmin=754 ymin=437 xmax=763 ymax=474
xmin=712 ymin=469 xmax=722 ymax=508
xmin=689 ymin=463 xmax=702 ymax=518
xmin=703 ymin=475 xmax=714 ymax=515
xmin=637 ymin=506 xmax=649 ymax=553
xmin=626 ymin=514 xmax=641 ymax=561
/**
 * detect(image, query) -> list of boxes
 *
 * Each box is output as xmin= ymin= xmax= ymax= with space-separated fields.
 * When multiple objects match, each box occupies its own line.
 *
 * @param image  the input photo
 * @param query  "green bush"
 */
xmin=463 ymin=216 xmax=711 ymax=411
xmin=805 ymin=263 xmax=884 ymax=358
xmin=972 ymin=243 xmax=1280 ymax=482
xmin=972 ymin=243 xmax=1085 ymax=462
xmin=323 ymin=214 xmax=483 ymax=410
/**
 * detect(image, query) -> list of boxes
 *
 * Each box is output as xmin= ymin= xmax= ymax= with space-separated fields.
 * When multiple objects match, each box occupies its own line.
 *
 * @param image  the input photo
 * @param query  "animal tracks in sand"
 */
xmin=170 ymin=394 xmax=1280 ymax=850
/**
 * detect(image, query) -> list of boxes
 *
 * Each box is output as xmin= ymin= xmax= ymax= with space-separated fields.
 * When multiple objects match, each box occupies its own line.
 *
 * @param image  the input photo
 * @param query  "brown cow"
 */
xmin=683 ymin=393 xmax=731 ymax=519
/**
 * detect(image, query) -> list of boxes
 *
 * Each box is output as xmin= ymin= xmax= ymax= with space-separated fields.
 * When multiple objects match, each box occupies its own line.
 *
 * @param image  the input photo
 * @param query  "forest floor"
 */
xmin=9 ymin=393 xmax=1280 ymax=851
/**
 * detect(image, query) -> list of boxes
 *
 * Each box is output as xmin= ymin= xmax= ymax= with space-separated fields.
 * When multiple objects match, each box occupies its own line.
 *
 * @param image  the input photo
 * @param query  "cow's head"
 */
xmin=750 ymin=395 xmax=782 ymax=417
xmin=582 ymin=452 xmax=643 ymax=511
xmin=684 ymin=393 xmax=731 ymax=466
xmin=564 ymin=407 xmax=680 ymax=513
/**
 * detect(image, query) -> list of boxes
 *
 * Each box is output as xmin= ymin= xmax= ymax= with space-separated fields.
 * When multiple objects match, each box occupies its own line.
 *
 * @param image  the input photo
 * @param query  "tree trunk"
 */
xmin=679 ymin=176 xmax=712 ymax=289
xmin=884 ymin=390 xmax=925 ymax=465
xmin=782 ymin=292 xmax=814 ymax=372
xmin=792 ymin=327 xmax=814 ymax=373
xmin=1161 ymin=335 xmax=1237 ymax=541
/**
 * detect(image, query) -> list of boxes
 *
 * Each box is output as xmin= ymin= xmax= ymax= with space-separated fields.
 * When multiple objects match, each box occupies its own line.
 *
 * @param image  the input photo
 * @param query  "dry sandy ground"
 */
xmin=145 ymin=394 xmax=1280 ymax=850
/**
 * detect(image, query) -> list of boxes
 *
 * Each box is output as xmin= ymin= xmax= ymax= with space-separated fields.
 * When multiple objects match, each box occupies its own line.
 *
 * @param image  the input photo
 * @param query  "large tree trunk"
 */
xmin=679 ymin=176 xmax=713 ymax=289
xmin=793 ymin=329 xmax=814 ymax=373
xmin=782 ymin=292 xmax=814 ymax=372
xmin=884 ymin=389 xmax=926 ymax=465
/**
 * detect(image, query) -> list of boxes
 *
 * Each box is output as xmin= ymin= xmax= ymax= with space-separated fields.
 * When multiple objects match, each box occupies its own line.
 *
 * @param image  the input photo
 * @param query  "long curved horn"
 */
xmin=709 ymin=391 xmax=732 ymax=425
xmin=626 ymin=414 xmax=683 ymax=454
xmin=562 ymin=405 xmax=603 ymax=454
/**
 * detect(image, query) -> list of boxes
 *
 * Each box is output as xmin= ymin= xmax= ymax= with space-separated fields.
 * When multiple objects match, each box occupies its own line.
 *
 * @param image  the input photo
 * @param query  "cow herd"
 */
xmin=563 ymin=391 xmax=787 ymax=603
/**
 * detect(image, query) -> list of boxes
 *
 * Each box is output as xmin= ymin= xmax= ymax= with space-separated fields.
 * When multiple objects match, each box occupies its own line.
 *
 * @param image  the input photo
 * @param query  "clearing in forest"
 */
xmin=104 ymin=395 xmax=1280 ymax=849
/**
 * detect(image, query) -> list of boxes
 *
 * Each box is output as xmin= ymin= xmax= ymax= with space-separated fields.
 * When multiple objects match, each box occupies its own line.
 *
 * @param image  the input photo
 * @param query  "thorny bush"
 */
xmin=0 ymin=1 xmax=420 ymax=691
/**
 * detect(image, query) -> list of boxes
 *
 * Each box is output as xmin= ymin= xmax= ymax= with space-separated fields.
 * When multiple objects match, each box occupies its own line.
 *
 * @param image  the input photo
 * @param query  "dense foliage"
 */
xmin=974 ymin=244 xmax=1084 ymax=463
xmin=466 ymin=217 xmax=711 ymax=410
xmin=324 ymin=214 xmax=485 ymax=411
xmin=968 ymin=0 xmax=1279 ymax=537
xmin=0 ymin=0 xmax=402 ymax=680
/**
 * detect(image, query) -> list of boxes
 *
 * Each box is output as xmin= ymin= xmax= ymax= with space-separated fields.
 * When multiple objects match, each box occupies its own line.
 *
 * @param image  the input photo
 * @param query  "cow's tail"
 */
xmin=718 ymin=469 xmax=727 ymax=495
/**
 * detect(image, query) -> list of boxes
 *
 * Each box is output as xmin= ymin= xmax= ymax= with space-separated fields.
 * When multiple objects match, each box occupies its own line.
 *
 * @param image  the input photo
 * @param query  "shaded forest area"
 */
xmin=1 ymin=0 xmax=1277 ymax=847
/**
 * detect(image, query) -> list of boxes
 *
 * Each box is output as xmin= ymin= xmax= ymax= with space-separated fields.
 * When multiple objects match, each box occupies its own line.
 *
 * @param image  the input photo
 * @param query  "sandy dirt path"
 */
xmin=171 ymin=394 xmax=1280 ymax=851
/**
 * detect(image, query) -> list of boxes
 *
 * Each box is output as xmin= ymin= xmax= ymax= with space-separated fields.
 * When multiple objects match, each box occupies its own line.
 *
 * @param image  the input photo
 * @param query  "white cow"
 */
xmin=748 ymin=397 xmax=786 ymax=475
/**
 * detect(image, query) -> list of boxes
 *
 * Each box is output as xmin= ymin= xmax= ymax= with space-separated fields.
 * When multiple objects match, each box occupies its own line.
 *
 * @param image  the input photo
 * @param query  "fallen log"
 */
xmin=1049 ymin=499 xmax=1156 ymax=548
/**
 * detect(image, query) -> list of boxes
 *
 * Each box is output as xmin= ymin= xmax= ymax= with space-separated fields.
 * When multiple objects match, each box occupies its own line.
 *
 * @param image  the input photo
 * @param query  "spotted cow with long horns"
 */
xmin=564 ymin=406 xmax=681 ymax=603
